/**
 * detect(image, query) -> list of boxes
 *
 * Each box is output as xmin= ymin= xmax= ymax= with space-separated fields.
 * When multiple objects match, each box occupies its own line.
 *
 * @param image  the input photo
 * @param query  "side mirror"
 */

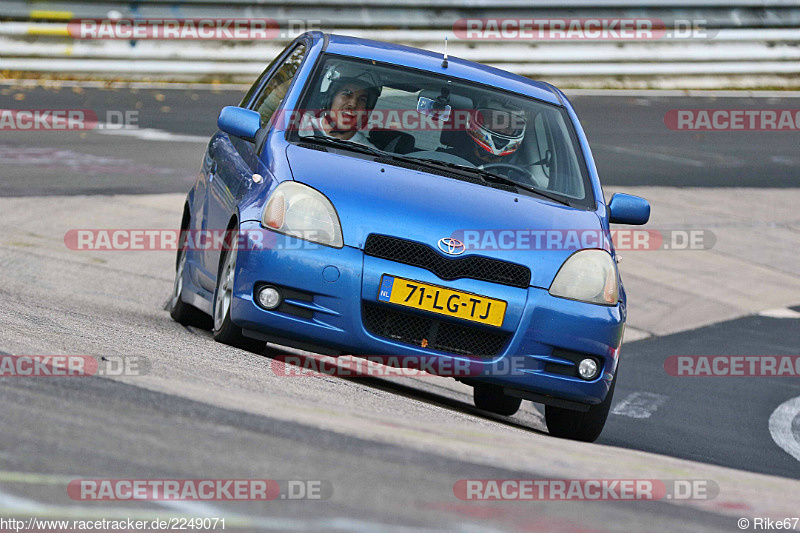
xmin=608 ymin=193 xmax=650 ymax=225
xmin=217 ymin=106 xmax=261 ymax=142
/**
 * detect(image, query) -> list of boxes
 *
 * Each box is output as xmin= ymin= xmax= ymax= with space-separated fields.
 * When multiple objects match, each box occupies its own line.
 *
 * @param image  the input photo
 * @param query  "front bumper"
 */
xmin=232 ymin=222 xmax=624 ymax=406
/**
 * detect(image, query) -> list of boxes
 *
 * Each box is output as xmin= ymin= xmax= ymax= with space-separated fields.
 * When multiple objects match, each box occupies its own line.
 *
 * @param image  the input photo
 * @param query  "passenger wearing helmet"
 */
xmin=299 ymin=63 xmax=382 ymax=149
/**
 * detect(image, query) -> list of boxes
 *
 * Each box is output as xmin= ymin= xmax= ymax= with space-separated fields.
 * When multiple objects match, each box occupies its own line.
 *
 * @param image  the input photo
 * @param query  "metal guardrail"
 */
xmin=0 ymin=1 xmax=799 ymax=88
xmin=2 ymin=0 xmax=800 ymax=27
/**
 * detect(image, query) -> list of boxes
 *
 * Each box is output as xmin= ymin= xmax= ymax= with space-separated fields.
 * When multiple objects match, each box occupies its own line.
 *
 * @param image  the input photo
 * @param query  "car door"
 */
xmin=203 ymin=42 xmax=308 ymax=276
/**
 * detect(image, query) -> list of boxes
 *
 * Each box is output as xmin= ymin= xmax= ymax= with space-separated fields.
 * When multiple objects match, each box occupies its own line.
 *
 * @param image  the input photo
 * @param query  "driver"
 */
xmin=299 ymin=63 xmax=382 ymax=149
xmin=461 ymin=100 xmax=527 ymax=167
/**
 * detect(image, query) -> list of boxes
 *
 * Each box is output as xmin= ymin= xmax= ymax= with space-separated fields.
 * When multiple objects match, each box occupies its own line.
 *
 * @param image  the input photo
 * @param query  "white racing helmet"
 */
xmin=466 ymin=100 xmax=527 ymax=157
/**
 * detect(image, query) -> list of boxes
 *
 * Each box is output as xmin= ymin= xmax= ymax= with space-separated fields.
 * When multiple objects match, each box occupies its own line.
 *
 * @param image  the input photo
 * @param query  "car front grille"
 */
xmin=364 ymin=234 xmax=531 ymax=289
xmin=362 ymin=303 xmax=510 ymax=357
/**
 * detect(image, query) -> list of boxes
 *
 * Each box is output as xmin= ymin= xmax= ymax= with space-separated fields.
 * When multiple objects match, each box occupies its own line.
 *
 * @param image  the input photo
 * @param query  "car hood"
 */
xmin=285 ymin=144 xmax=605 ymax=288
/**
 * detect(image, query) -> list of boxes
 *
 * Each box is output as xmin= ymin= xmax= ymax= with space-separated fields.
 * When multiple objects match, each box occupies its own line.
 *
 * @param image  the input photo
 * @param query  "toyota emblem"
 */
xmin=438 ymin=237 xmax=465 ymax=256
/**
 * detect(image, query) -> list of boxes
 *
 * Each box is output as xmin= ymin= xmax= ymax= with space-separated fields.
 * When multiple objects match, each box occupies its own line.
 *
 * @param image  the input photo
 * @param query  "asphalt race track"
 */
xmin=2 ymin=85 xmax=800 ymax=196
xmin=0 ymin=82 xmax=798 ymax=532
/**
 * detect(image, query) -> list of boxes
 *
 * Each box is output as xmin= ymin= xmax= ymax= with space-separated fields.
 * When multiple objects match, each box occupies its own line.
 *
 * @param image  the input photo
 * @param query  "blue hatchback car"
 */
xmin=169 ymin=32 xmax=650 ymax=442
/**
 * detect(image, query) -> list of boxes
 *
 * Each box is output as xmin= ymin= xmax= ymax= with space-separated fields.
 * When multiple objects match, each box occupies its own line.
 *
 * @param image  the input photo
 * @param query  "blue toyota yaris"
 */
xmin=169 ymin=32 xmax=650 ymax=442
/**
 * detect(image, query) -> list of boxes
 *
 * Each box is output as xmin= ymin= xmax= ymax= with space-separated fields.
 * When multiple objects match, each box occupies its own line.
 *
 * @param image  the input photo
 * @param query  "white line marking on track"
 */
xmin=769 ymin=396 xmax=800 ymax=463
xmin=0 ymin=480 xmax=479 ymax=532
xmin=612 ymin=392 xmax=669 ymax=419
xmin=0 ymin=487 xmax=44 ymax=511
xmin=759 ymin=307 xmax=800 ymax=319
xmin=95 ymin=127 xmax=208 ymax=143
xmin=597 ymin=144 xmax=706 ymax=167
xmin=156 ymin=499 xmax=225 ymax=517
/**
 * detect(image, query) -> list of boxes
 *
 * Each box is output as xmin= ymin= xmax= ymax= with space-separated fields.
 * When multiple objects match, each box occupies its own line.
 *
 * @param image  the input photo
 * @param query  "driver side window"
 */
xmin=251 ymin=44 xmax=306 ymax=127
xmin=530 ymin=113 xmax=552 ymax=188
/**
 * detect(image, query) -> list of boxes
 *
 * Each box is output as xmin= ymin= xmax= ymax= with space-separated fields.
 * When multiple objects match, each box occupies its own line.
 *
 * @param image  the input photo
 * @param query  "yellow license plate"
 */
xmin=377 ymin=275 xmax=506 ymax=327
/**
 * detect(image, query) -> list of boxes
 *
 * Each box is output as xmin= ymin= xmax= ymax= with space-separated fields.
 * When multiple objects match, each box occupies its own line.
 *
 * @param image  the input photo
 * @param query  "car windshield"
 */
xmin=289 ymin=54 xmax=593 ymax=207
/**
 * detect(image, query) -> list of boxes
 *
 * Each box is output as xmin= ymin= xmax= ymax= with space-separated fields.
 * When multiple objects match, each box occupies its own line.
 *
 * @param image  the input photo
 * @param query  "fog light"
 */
xmin=578 ymin=358 xmax=599 ymax=380
xmin=257 ymin=286 xmax=281 ymax=310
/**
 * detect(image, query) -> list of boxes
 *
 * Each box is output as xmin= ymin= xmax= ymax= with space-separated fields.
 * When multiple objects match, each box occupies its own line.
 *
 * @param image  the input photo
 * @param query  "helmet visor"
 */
xmin=473 ymin=108 xmax=527 ymax=138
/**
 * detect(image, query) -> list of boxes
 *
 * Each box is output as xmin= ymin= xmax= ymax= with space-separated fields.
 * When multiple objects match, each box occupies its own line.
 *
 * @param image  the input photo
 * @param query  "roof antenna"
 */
xmin=441 ymin=36 xmax=448 ymax=68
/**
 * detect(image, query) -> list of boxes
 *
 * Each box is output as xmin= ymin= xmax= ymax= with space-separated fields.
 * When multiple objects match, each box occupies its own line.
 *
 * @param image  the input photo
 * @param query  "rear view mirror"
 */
xmin=417 ymin=96 xmax=451 ymax=122
xmin=217 ymin=106 xmax=261 ymax=142
xmin=608 ymin=193 xmax=650 ymax=225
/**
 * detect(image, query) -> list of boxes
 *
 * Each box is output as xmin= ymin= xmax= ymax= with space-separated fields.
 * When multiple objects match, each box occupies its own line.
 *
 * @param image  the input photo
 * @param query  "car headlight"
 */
xmin=261 ymin=181 xmax=343 ymax=248
xmin=549 ymin=249 xmax=619 ymax=305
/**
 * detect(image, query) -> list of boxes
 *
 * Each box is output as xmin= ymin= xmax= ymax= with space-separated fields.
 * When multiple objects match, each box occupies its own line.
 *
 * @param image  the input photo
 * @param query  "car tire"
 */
xmin=212 ymin=243 xmax=266 ymax=353
xmin=474 ymin=384 xmax=522 ymax=416
xmin=545 ymin=370 xmax=617 ymax=443
xmin=169 ymin=247 xmax=212 ymax=329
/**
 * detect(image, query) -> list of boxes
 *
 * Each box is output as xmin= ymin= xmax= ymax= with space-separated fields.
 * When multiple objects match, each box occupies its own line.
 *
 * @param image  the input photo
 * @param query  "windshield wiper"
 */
xmin=299 ymin=136 xmax=481 ymax=179
xmin=299 ymin=135 xmax=389 ymax=158
xmin=477 ymin=172 xmax=573 ymax=207
xmin=298 ymin=137 xmax=574 ymax=207
xmin=411 ymin=158 xmax=573 ymax=207
xmin=300 ymin=137 xmax=472 ymax=180
xmin=408 ymin=158 xmax=483 ymax=174
xmin=398 ymin=157 xmax=513 ymax=184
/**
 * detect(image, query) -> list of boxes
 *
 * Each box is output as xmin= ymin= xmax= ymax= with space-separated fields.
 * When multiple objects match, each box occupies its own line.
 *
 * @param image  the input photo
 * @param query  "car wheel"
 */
xmin=212 ymin=244 xmax=266 ymax=353
xmin=474 ymin=384 xmax=522 ymax=416
xmin=169 ymin=247 xmax=212 ymax=329
xmin=545 ymin=370 xmax=617 ymax=443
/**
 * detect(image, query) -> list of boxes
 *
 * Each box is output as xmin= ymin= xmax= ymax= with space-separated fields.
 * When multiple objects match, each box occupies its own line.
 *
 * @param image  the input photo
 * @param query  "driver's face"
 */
xmin=329 ymin=83 xmax=371 ymax=131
